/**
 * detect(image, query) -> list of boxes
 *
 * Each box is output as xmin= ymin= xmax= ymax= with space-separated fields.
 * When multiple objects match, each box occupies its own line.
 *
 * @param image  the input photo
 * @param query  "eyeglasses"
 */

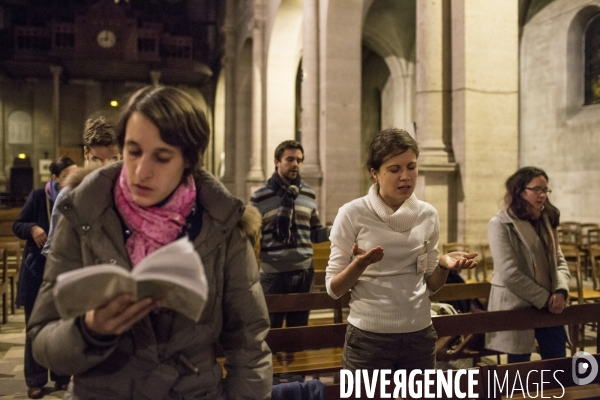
xmin=525 ymin=187 xmax=552 ymax=195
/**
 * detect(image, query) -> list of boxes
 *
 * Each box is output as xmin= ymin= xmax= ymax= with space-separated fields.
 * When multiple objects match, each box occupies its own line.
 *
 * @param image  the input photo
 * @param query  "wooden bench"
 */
xmin=430 ymin=282 xmax=491 ymax=303
xmin=265 ymin=291 xmax=350 ymax=375
xmin=267 ymin=323 xmax=347 ymax=376
xmin=265 ymin=291 xmax=350 ymax=324
xmin=265 ymin=302 xmax=600 ymax=400
xmin=430 ymin=282 xmax=495 ymax=363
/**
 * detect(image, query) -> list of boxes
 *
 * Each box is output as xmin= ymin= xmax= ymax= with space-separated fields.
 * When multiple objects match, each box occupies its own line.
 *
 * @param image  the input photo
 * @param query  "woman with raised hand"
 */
xmin=326 ymin=128 xmax=477 ymax=374
xmin=28 ymin=86 xmax=272 ymax=399
xmin=13 ymin=156 xmax=76 ymax=399
xmin=486 ymin=166 xmax=570 ymax=362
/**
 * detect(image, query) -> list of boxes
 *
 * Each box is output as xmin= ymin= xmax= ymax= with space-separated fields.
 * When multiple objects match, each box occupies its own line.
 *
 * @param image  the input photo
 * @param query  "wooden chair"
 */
xmin=479 ymin=243 xmax=494 ymax=282
xmin=564 ymin=244 xmax=600 ymax=353
xmin=0 ymin=249 xmax=7 ymax=324
xmin=0 ymin=240 xmax=22 ymax=315
xmin=312 ymin=241 xmax=330 ymax=272
xmin=558 ymin=221 xmax=581 ymax=246
xmin=587 ymin=228 xmax=600 ymax=289
xmin=442 ymin=242 xmax=475 ymax=281
xmin=313 ymin=270 xmax=326 ymax=292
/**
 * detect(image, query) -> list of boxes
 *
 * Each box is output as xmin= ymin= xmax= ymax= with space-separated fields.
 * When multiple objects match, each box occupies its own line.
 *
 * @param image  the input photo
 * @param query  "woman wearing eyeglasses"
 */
xmin=485 ymin=166 xmax=570 ymax=363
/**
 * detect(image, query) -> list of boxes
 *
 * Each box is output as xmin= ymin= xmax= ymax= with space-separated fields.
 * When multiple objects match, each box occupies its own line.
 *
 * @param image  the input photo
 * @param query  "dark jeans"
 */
xmin=507 ymin=325 xmax=567 ymax=363
xmin=260 ymin=268 xmax=314 ymax=328
xmin=342 ymin=323 xmax=438 ymax=373
xmin=24 ymin=302 xmax=70 ymax=388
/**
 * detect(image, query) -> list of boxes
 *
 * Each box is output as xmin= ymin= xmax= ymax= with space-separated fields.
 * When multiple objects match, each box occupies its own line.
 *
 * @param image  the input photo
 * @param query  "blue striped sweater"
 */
xmin=250 ymin=181 xmax=330 ymax=273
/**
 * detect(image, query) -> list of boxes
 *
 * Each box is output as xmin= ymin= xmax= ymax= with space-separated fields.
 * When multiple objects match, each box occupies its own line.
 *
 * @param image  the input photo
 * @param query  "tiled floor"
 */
xmin=0 ymin=308 xmax=66 ymax=399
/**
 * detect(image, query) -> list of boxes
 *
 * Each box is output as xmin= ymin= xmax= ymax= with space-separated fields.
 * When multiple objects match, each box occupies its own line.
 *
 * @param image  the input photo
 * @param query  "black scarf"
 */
xmin=267 ymin=171 xmax=301 ymax=245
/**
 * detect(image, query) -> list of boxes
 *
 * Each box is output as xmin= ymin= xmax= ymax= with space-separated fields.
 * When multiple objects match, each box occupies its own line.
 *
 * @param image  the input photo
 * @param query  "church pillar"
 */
xmin=50 ymin=65 xmax=62 ymax=158
xmin=221 ymin=0 xmax=236 ymax=193
xmin=149 ymin=70 xmax=161 ymax=86
xmin=415 ymin=0 xmax=456 ymax=245
xmin=301 ymin=0 xmax=323 ymax=206
xmin=246 ymin=0 xmax=266 ymax=199
xmin=451 ymin=1 xmax=519 ymax=244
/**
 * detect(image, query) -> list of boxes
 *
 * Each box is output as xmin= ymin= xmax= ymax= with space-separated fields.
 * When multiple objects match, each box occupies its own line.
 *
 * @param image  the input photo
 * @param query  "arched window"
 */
xmin=585 ymin=14 xmax=600 ymax=105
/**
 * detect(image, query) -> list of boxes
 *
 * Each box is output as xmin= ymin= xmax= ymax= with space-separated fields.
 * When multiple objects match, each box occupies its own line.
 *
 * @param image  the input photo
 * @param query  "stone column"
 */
xmin=415 ymin=0 xmax=456 ymax=244
xmin=245 ymin=1 xmax=266 ymax=198
xmin=220 ymin=0 xmax=236 ymax=193
xmin=50 ymin=65 xmax=63 ymax=158
xmin=301 ymin=0 xmax=323 ymax=205
xmin=149 ymin=70 xmax=161 ymax=86
xmin=451 ymin=0 xmax=518 ymax=244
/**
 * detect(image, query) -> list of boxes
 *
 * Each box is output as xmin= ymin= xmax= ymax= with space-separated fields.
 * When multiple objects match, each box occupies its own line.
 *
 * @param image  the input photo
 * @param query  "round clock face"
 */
xmin=97 ymin=30 xmax=116 ymax=48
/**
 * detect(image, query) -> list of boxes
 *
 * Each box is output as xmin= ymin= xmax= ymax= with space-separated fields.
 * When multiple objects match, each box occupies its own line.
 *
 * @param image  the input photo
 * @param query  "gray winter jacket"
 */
xmin=28 ymin=162 xmax=272 ymax=399
xmin=485 ymin=209 xmax=570 ymax=354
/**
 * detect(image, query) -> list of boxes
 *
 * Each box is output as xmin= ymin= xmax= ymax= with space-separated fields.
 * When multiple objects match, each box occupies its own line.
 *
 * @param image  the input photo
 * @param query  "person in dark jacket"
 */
xmin=13 ymin=156 xmax=76 ymax=399
xmin=28 ymin=86 xmax=272 ymax=399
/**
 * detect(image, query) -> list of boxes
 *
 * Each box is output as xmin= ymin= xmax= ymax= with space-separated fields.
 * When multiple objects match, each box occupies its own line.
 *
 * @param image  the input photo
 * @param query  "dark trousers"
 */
xmin=24 ymin=302 xmax=70 ymax=388
xmin=260 ymin=268 xmax=314 ymax=328
xmin=507 ymin=325 xmax=567 ymax=363
xmin=342 ymin=323 xmax=438 ymax=373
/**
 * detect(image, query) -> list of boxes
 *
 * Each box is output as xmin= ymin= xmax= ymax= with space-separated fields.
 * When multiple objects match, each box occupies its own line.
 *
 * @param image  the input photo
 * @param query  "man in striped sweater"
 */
xmin=250 ymin=140 xmax=330 ymax=328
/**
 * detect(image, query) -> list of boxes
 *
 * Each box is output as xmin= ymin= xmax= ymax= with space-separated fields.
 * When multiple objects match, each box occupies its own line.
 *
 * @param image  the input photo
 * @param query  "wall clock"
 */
xmin=97 ymin=30 xmax=117 ymax=48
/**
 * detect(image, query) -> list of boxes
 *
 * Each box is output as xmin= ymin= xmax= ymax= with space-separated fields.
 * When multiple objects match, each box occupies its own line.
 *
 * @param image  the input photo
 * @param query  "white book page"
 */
xmin=133 ymin=237 xmax=208 ymax=322
xmin=52 ymin=237 xmax=208 ymax=322
xmin=53 ymin=265 xmax=135 ymax=320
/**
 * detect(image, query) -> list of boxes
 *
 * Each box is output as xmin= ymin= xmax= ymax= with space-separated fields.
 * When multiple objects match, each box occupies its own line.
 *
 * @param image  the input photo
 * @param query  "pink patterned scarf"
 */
xmin=114 ymin=165 xmax=196 ymax=267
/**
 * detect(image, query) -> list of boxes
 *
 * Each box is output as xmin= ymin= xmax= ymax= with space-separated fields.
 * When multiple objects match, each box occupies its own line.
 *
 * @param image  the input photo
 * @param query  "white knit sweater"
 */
xmin=325 ymin=185 xmax=440 ymax=333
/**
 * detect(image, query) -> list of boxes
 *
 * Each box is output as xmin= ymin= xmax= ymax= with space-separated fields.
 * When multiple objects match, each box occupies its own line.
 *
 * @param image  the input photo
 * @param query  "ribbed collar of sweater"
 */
xmin=366 ymin=183 xmax=421 ymax=232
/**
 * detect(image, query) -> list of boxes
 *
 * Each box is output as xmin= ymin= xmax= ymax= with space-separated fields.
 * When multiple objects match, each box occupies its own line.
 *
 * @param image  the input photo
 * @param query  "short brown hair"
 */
xmin=84 ymin=116 xmax=117 ymax=149
xmin=366 ymin=128 xmax=419 ymax=174
xmin=274 ymin=140 xmax=304 ymax=161
xmin=116 ymin=86 xmax=210 ymax=179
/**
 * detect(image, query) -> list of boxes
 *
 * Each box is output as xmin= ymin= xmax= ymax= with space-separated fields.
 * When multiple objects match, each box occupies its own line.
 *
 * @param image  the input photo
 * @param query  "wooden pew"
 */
xmin=430 ymin=282 xmax=495 ymax=363
xmin=265 ymin=291 xmax=350 ymax=375
xmin=265 ymin=291 xmax=350 ymax=324
xmin=267 ymin=323 xmax=347 ymax=376
xmin=430 ymin=282 xmax=491 ymax=303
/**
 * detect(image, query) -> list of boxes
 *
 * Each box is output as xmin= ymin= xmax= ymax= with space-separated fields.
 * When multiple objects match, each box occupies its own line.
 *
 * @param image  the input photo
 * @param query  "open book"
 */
xmin=53 ymin=237 xmax=208 ymax=322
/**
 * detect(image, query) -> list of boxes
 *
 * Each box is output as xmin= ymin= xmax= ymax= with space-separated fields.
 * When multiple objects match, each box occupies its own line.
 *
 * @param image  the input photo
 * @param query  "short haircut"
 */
xmin=49 ymin=157 xmax=75 ymax=177
xmin=274 ymin=140 xmax=304 ymax=161
xmin=84 ymin=116 xmax=117 ymax=149
xmin=365 ymin=128 xmax=419 ymax=174
xmin=115 ymin=85 xmax=210 ymax=179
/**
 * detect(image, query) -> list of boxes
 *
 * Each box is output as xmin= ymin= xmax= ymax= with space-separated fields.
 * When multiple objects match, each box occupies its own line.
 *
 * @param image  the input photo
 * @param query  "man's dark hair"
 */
xmin=84 ymin=116 xmax=117 ymax=149
xmin=274 ymin=140 xmax=304 ymax=161
xmin=49 ymin=157 xmax=75 ymax=177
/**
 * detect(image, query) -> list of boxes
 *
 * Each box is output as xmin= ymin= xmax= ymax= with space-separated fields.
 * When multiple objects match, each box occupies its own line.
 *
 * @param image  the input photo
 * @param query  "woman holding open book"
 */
xmin=28 ymin=86 xmax=272 ymax=399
